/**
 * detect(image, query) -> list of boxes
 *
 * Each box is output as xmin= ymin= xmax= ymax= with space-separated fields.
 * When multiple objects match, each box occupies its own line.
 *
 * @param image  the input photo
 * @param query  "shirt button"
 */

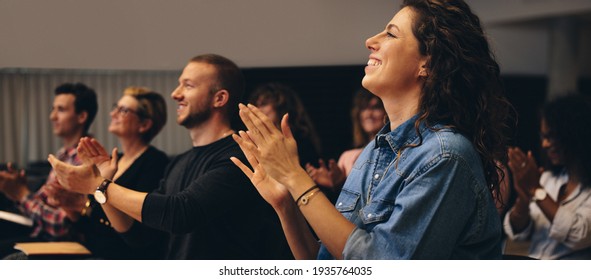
xmin=367 ymin=213 xmax=373 ymax=218
xmin=374 ymin=174 xmax=380 ymax=180
xmin=337 ymin=202 xmax=343 ymax=206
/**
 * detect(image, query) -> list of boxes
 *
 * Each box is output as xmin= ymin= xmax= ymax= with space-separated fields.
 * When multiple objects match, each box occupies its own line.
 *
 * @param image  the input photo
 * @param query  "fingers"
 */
xmin=230 ymin=157 xmax=254 ymax=179
xmin=7 ymin=162 xmax=16 ymax=172
xmin=90 ymin=138 xmax=109 ymax=156
xmin=280 ymin=113 xmax=295 ymax=140
xmin=232 ymin=132 xmax=261 ymax=169
xmin=239 ymin=104 xmax=266 ymax=144
xmin=245 ymin=103 xmax=276 ymax=135
xmin=239 ymin=103 xmax=281 ymax=143
xmin=47 ymin=154 xmax=62 ymax=171
xmin=85 ymin=138 xmax=101 ymax=156
xmin=327 ymin=159 xmax=338 ymax=171
xmin=47 ymin=154 xmax=66 ymax=186
xmin=305 ymin=163 xmax=317 ymax=176
xmin=111 ymin=147 xmax=119 ymax=166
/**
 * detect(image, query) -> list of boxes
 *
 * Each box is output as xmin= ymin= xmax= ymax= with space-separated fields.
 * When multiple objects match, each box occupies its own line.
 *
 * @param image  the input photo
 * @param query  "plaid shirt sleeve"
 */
xmin=17 ymin=185 xmax=70 ymax=238
xmin=16 ymin=147 xmax=82 ymax=239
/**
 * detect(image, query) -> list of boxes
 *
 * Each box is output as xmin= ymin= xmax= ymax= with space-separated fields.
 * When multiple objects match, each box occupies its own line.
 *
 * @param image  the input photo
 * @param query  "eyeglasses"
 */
xmin=111 ymin=103 xmax=140 ymax=117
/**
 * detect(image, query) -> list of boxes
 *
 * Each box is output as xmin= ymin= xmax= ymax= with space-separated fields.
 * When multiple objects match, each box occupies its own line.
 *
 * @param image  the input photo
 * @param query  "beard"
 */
xmin=179 ymin=104 xmax=212 ymax=128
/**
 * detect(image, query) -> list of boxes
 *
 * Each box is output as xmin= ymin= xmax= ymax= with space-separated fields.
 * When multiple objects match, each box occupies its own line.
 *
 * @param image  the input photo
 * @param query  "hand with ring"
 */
xmin=507 ymin=147 xmax=543 ymax=200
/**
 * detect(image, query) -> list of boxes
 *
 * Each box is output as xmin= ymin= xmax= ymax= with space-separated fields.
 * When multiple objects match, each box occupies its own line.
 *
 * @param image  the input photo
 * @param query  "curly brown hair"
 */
xmin=402 ymin=0 xmax=514 ymax=199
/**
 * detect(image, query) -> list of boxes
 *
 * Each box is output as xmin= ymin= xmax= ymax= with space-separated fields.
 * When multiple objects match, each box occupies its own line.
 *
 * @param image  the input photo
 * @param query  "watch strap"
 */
xmin=97 ymin=178 xmax=112 ymax=192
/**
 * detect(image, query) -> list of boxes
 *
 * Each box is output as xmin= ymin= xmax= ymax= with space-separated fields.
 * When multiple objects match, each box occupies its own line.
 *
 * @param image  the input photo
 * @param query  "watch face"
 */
xmin=534 ymin=188 xmax=547 ymax=201
xmin=94 ymin=190 xmax=107 ymax=204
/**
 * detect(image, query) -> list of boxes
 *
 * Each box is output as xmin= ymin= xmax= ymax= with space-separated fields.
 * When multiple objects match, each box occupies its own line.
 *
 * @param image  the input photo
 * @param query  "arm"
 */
xmin=506 ymin=147 xmax=547 ymax=233
xmin=230 ymin=137 xmax=319 ymax=259
xmin=0 ymin=164 xmax=72 ymax=238
xmin=47 ymin=143 xmax=148 ymax=228
xmin=236 ymin=104 xmax=355 ymax=259
xmin=73 ymin=137 xmax=139 ymax=232
xmin=16 ymin=185 xmax=72 ymax=238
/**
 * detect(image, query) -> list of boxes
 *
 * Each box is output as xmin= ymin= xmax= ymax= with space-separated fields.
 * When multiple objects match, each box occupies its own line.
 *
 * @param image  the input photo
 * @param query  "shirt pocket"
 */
xmin=359 ymin=199 xmax=394 ymax=226
xmin=335 ymin=189 xmax=360 ymax=220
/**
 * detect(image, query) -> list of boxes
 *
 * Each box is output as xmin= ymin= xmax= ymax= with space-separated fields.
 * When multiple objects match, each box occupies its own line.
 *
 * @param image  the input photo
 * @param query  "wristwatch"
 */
xmin=532 ymin=188 xmax=547 ymax=202
xmin=94 ymin=178 xmax=112 ymax=204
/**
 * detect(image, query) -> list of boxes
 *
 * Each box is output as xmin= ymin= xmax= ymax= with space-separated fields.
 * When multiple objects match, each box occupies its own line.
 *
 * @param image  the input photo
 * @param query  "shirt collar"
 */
xmin=374 ymin=114 xmax=432 ymax=152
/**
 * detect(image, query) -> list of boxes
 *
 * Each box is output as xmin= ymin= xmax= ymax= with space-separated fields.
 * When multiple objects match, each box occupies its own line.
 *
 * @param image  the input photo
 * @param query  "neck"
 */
xmin=187 ymin=116 xmax=234 ymax=147
xmin=382 ymin=94 xmax=420 ymax=132
xmin=61 ymin=130 xmax=84 ymax=149
xmin=119 ymin=136 xmax=149 ymax=159
xmin=374 ymin=84 xmax=422 ymax=132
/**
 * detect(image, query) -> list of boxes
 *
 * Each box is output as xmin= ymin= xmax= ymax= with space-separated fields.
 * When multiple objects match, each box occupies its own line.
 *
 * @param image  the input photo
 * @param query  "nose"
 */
xmin=541 ymin=138 xmax=552 ymax=149
xmin=109 ymin=107 xmax=117 ymax=118
xmin=49 ymin=109 xmax=57 ymax=120
xmin=366 ymin=32 xmax=380 ymax=51
xmin=171 ymin=85 xmax=182 ymax=101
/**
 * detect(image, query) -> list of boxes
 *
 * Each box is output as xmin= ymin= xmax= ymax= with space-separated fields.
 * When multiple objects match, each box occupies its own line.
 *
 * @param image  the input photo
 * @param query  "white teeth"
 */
xmin=367 ymin=58 xmax=381 ymax=66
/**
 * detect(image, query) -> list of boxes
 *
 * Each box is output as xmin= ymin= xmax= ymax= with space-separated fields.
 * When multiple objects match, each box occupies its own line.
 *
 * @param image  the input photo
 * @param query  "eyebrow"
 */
xmin=387 ymin=23 xmax=400 ymax=33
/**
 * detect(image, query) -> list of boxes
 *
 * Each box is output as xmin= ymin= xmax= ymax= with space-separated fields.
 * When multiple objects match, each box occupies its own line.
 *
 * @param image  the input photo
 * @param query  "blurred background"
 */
xmin=1 ymin=0 xmax=590 ymax=166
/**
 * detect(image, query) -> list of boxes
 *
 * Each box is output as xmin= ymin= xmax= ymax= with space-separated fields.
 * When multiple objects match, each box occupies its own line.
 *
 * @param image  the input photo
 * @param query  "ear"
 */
xmin=77 ymin=111 xmax=88 ymax=126
xmin=212 ymin=89 xmax=230 ymax=108
xmin=139 ymin=119 xmax=153 ymax=134
xmin=418 ymin=63 xmax=428 ymax=78
xmin=418 ymin=55 xmax=430 ymax=78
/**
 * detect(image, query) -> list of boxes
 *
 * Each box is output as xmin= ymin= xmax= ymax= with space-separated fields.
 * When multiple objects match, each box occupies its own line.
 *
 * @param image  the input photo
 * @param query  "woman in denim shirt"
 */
xmin=232 ymin=0 xmax=512 ymax=259
xmin=504 ymin=95 xmax=591 ymax=259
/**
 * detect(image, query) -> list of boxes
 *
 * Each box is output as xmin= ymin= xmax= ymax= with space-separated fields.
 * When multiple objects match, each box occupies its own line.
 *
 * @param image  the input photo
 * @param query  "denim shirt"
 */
xmin=318 ymin=115 xmax=502 ymax=259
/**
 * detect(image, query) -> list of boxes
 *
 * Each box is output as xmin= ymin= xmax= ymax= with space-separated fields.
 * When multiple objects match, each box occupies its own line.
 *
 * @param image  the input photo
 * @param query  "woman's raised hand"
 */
xmin=77 ymin=137 xmax=118 ymax=180
xmin=236 ymin=103 xmax=307 ymax=187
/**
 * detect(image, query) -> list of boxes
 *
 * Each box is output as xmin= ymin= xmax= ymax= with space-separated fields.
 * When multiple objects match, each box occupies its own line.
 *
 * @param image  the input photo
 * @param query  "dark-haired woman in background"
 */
xmin=504 ymin=94 xmax=591 ymax=259
xmin=306 ymin=88 xmax=385 ymax=200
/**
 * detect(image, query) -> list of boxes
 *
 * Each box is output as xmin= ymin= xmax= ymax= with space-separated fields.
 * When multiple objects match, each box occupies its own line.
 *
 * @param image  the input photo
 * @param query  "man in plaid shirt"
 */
xmin=0 ymin=83 xmax=97 ymax=241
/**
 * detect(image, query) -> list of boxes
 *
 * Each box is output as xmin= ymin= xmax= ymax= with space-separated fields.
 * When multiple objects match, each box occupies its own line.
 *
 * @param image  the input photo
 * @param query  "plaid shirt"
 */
xmin=16 ymin=146 xmax=82 ymax=239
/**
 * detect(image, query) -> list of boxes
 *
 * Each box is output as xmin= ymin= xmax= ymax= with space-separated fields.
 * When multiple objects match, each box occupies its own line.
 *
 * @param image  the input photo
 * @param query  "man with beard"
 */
xmin=48 ymin=54 xmax=293 ymax=260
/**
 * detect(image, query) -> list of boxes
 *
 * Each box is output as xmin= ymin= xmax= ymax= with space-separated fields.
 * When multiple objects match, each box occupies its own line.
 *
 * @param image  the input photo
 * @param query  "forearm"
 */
xmin=298 ymin=192 xmax=355 ymax=259
xmin=101 ymin=203 xmax=135 ymax=233
xmin=18 ymin=194 xmax=71 ymax=237
xmin=535 ymin=196 xmax=559 ymax=222
xmin=105 ymin=183 xmax=148 ymax=223
xmin=509 ymin=197 xmax=531 ymax=233
xmin=285 ymin=172 xmax=355 ymax=260
xmin=274 ymin=197 xmax=320 ymax=259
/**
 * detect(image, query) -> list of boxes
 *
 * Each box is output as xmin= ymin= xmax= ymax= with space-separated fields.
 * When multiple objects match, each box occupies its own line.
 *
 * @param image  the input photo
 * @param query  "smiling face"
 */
xmin=108 ymin=95 xmax=144 ymax=139
xmin=170 ymin=62 xmax=217 ymax=128
xmin=362 ymin=7 xmax=427 ymax=99
xmin=540 ymin=118 xmax=563 ymax=166
xmin=359 ymin=97 xmax=386 ymax=136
